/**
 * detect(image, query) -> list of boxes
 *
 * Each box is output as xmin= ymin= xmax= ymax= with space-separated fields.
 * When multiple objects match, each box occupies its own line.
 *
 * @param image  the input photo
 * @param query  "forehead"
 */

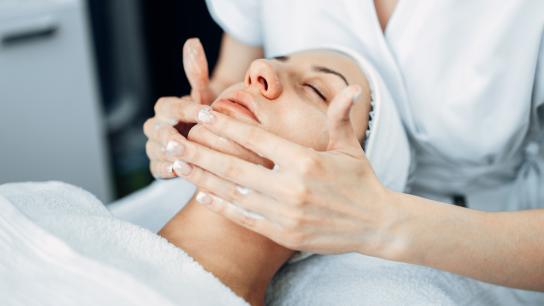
xmin=282 ymin=50 xmax=365 ymax=85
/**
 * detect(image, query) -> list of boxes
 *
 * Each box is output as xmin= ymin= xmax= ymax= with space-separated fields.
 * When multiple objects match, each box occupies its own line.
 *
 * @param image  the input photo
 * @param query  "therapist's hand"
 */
xmin=144 ymin=38 xmax=217 ymax=178
xmin=156 ymin=86 xmax=404 ymax=256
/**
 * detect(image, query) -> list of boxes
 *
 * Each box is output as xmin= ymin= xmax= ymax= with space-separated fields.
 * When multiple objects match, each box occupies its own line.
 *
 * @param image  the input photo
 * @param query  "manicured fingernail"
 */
xmin=165 ymin=140 xmax=184 ymax=156
xmin=173 ymin=160 xmax=192 ymax=176
xmin=196 ymin=191 xmax=212 ymax=205
xmin=272 ymin=164 xmax=280 ymax=172
xmin=197 ymin=106 xmax=215 ymax=123
xmin=236 ymin=185 xmax=252 ymax=195
xmin=352 ymin=85 xmax=362 ymax=103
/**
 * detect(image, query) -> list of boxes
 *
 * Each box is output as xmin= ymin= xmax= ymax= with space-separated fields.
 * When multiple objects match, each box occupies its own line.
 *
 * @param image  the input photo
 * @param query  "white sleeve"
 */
xmin=205 ymin=0 xmax=263 ymax=46
xmin=531 ymin=31 xmax=544 ymax=139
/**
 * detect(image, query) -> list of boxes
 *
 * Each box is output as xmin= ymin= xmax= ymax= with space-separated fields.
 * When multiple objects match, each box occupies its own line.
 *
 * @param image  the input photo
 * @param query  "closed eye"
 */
xmin=304 ymin=83 xmax=326 ymax=101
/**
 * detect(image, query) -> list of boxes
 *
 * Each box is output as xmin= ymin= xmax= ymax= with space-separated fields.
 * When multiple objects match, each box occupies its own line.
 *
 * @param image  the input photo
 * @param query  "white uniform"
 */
xmin=205 ymin=0 xmax=544 ymax=212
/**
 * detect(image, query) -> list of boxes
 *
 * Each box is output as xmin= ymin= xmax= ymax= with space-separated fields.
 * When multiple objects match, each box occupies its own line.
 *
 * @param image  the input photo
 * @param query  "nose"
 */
xmin=244 ymin=59 xmax=282 ymax=99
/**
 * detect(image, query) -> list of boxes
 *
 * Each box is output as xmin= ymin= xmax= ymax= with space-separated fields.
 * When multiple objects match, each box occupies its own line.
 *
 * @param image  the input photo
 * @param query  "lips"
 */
xmin=212 ymin=92 xmax=260 ymax=124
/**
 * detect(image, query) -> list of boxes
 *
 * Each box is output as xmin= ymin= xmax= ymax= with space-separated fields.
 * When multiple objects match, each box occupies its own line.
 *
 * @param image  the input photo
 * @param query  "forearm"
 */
xmin=386 ymin=191 xmax=544 ymax=291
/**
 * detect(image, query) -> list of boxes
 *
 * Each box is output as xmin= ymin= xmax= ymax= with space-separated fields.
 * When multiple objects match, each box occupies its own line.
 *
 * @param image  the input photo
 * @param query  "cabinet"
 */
xmin=0 ymin=0 xmax=112 ymax=202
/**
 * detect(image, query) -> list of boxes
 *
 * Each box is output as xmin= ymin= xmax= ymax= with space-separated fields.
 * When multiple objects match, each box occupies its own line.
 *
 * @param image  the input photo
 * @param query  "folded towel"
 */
xmin=0 ymin=181 xmax=247 ymax=306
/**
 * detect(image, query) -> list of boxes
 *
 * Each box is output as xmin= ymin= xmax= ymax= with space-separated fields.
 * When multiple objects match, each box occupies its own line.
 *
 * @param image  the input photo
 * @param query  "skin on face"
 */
xmin=188 ymin=50 xmax=371 ymax=166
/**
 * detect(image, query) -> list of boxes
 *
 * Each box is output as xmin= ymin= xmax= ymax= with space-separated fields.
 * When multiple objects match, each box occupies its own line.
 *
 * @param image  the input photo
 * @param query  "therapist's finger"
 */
xmin=196 ymin=109 xmax=309 ymax=169
xmin=188 ymin=124 xmax=274 ymax=168
xmin=326 ymin=85 xmax=364 ymax=156
xmin=143 ymin=117 xmax=161 ymax=138
xmin=185 ymin=167 xmax=288 ymax=223
xmin=143 ymin=117 xmax=169 ymax=139
xmin=152 ymin=96 xmax=204 ymax=125
xmin=145 ymin=140 xmax=186 ymax=164
xmin=198 ymin=192 xmax=285 ymax=242
xmin=183 ymin=38 xmax=214 ymax=104
xmin=176 ymin=136 xmax=292 ymax=199
xmin=144 ymin=118 xmax=187 ymax=151
xmin=146 ymin=141 xmax=165 ymax=161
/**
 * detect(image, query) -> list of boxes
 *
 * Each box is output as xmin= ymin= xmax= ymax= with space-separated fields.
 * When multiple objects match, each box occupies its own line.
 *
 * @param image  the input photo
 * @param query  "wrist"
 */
xmin=371 ymin=190 xmax=431 ymax=263
xmin=374 ymin=192 xmax=487 ymax=267
xmin=370 ymin=190 xmax=410 ymax=261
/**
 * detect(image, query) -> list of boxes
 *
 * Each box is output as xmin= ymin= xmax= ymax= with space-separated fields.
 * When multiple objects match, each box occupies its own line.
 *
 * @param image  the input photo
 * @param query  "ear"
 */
xmin=183 ymin=38 xmax=213 ymax=104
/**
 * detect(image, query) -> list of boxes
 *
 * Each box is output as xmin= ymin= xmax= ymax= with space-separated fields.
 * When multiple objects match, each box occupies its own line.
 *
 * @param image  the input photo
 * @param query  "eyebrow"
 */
xmin=272 ymin=55 xmax=349 ymax=86
xmin=272 ymin=55 xmax=289 ymax=62
xmin=312 ymin=66 xmax=349 ymax=86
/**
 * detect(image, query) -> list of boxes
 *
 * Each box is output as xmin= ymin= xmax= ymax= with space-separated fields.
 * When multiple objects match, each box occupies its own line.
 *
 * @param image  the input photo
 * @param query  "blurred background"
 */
xmin=0 ymin=0 xmax=222 ymax=202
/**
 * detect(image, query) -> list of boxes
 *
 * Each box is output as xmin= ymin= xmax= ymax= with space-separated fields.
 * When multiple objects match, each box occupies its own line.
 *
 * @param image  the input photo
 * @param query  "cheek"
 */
xmin=264 ymin=103 xmax=329 ymax=150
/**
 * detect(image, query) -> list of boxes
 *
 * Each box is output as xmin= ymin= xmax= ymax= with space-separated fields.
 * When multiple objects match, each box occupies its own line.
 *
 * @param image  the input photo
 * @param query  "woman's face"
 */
xmin=189 ymin=50 xmax=371 ymax=166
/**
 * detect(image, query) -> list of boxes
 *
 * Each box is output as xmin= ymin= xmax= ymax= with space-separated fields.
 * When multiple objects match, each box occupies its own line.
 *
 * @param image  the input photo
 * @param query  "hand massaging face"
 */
xmin=160 ymin=48 xmax=408 ymax=305
xmin=188 ymin=50 xmax=373 ymax=166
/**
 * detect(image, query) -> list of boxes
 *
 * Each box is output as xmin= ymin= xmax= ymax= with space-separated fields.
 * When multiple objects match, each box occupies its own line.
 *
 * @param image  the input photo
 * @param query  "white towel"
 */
xmin=0 ymin=181 xmax=248 ymax=306
xmin=266 ymin=253 xmax=543 ymax=306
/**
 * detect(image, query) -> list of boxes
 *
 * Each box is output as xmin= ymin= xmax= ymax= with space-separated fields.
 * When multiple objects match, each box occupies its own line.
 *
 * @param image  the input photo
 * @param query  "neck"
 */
xmin=159 ymin=196 xmax=293 ymax=305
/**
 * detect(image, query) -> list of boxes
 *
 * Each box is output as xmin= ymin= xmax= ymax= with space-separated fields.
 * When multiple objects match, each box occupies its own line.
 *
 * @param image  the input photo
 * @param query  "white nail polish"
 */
xmin=236 ymin=186 xmax=252 ymax=195
xmin=173 ymin=160 xmax=191 ymax=176
xmin=197 ymin=106 xmax=215 ymax=123
xmin=273 ymin=164 xmax=280 ymax=172
xmin=196 ymin=191 xmax=212 ymax=205
xmin=166 ymin=140 xmax=183 ymax=156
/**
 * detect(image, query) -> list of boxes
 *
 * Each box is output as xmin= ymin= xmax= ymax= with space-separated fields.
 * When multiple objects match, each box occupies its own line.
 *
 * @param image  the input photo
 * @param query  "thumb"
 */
xmin=183 ymin=38 xmax=212 ymax=104
xmin=326 ymin=85 xmax=363 ymax=155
